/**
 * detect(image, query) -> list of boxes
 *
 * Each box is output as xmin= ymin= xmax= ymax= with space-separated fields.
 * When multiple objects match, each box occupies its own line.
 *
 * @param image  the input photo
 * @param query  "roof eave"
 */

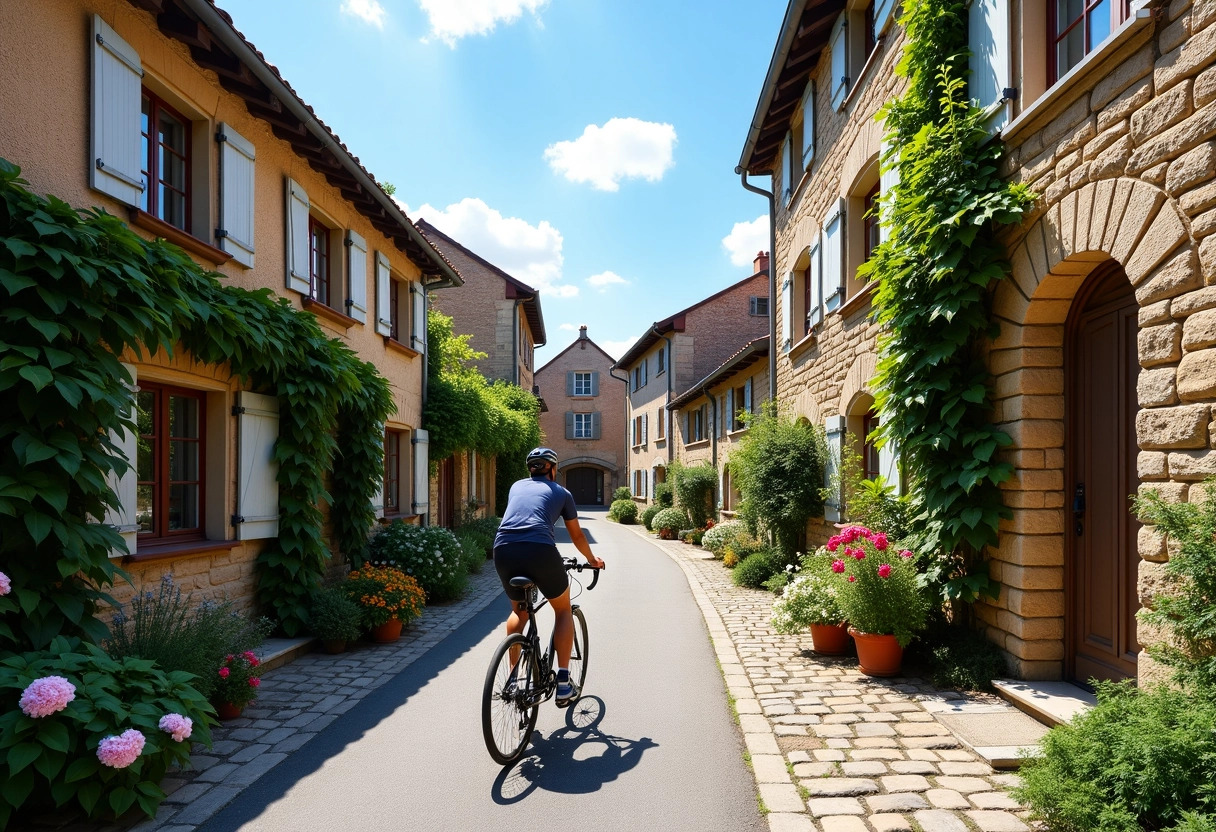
xmin=738 ymin=0 xmax=809 ymax=174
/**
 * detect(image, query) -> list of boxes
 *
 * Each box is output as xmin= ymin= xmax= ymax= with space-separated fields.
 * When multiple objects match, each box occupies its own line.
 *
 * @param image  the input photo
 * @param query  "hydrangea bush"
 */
xmin=770 ymin=550 xmax=845 ymax=632
xmin=367 ymin=521 xmax=468 ymax=603
xmin=702 ymin=521 xmax=751 ymax=556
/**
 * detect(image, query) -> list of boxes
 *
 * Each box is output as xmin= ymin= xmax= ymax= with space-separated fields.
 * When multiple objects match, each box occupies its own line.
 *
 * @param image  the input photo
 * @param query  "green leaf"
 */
xmin=6 ymin=742 xmax=42 ymax=775
xmin=37 ymin=719 xmax=70 ymax=753
xmin=18 ymin=364 xmax=53 ymax=391
xmin=64 ymin=755 xmax=99 ymax=783
xmin=77 ymin=780 xmax=103 ymax=815
xmin=109 ymin=785 xmax=137 ymax=816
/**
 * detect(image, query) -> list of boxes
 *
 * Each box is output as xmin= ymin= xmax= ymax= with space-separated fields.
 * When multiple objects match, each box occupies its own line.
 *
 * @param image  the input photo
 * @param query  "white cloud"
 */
xmin=407 ymin=197 xmax=579 ymax=299
xmin=586 ymin=270 xmax=629 ymax=291
xmin=722 ymin=214 xmax=770 ymax=268
xmin=418 ymin=0 xmax=547 ymax=47
xmin=597 ymin=339 xmax=636 ymax=361
xmin=544 ymin=118 xmax=677 ymax=192
xmin=341 ymin=0 xmax=387 ymax=28
xmin=559 ymin=323 xmax=579 ymax=331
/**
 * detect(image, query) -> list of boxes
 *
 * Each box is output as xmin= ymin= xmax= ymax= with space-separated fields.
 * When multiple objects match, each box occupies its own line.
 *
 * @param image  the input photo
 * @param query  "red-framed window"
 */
xmin=309 ymin=216 xmax=330 ymax=307
xmin=140 ymin=91 xmax=190 ymax=230
xmin=1049 ymin=0 xmax=1131 ymax=83
xmin=384 ymin=429 xmax=401 ymax=514
xmin=136 ymin=382 xmax=205 ymax=540
xmin=862 ymin=409 xmax=881 ymax=481
xmin=863 ymin=183 xmax=881 ymax=265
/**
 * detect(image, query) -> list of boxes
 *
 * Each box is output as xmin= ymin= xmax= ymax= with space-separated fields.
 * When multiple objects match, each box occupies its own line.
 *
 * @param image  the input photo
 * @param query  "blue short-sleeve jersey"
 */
xmin=494 ymin=476 xmax=579 ymax=547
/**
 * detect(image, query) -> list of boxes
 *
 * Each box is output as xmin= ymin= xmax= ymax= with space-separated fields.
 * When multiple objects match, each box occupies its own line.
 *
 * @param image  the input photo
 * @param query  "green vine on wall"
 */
xmin=0 ymin=159 xmax=392 ymax=647
xmin=863 ymin=0 xmax=1036 ymax=603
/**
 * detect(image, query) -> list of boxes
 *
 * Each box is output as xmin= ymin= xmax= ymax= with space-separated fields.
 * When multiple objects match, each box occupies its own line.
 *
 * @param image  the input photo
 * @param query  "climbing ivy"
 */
xmin=863 ymin=0 xmax=1036 ymax=603
xmin=0 ymin=159 xmax=392 ymax=647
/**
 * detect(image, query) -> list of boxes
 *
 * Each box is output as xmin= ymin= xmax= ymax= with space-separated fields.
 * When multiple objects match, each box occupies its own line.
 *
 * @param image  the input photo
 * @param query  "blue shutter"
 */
xmin=824 ymin=416 xmax=846 ymax=522
xmin=808 ymin=241 xmax=823 ymax=329
xmin=829 ymin=15 xmax=849 ymax=110
xmin=800 ymin=83 xmax=815 ymax=170
xmin=874 ymin=0 xmax=895 ymax=37
xmin=781 ymin=272 xmax=794 ymax=350
xmin=968 ymin=0 xmax=1012 ymax=133
xmin=823 ymin=200 xmax=846 ymax=312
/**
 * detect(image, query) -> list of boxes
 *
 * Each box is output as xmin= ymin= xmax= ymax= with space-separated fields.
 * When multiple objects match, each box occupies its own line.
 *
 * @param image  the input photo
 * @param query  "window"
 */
xmin=656 ymin=348 xmax=666 ymax=375
xmin=574 ymin=413 xmax=593 ymax=439
xmin=689 ymin=406 xmax=707 ymax=443
xmin=656 ymin=408 xmax=665 ymax=440
xmin=140 ymin=90 xmax=190 ymax=230
xmin=863 ymin=183 xmax=881 ymax=266
xmin=632 ymin=414 xmax=647 ymax=446
xmin=384 ymin=429 xmax=402 ymax=515
xmin=863 ymin=410 xmax=881 ymax=481
xmin=749 ymin=296 xmax=769 ymax=316
xmin=388 ymin=279 xmax=401 ymax=342
xmin=1050 ymin=0 xmax=1130 ymax=82
xmin=309 ymin=216 xmax=331 ymax=307
xmin=633 ymin=360 xmax=648 ymax=391
xmin=136 ymin=382 xmax=204 ymax=540
xmin=864 ymin=1 xmax=878 ymax=58
xmin=573 ymin=372 xmax=593 ymax=397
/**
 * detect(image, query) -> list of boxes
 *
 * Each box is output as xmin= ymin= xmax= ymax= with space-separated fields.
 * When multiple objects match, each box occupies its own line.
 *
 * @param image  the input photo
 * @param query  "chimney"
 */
xmin=578 ymin=325 xmax=588 ymax=340
xmin=753 ymin=251 xmax=770 ymax=274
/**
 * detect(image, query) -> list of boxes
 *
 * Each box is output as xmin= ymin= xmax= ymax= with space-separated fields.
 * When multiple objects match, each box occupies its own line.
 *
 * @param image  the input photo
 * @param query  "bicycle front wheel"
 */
xmin=482 ymin=634 xmax=540 ymax=765
xmin=568 ymin=606 xmax=590 ymax=694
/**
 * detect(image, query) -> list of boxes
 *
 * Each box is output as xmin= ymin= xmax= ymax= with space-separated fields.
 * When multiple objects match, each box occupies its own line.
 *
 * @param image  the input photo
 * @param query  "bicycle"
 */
xmin=481 ymin=557 xmax=601 ymax=765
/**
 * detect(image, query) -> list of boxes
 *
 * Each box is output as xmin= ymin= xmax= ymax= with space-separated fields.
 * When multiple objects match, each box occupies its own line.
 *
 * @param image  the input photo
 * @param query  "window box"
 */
xmin=129 ymin=208 xmax=231 ymax=266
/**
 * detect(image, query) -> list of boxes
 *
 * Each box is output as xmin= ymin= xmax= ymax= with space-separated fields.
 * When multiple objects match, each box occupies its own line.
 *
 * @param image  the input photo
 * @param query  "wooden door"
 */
xmin=1067 ymin=262 xmax=1140 ymax=684
xmin=437 ymin=457 xmax=455 ymax=529
xmin=566 ymin=467 xmax=603 ymax=505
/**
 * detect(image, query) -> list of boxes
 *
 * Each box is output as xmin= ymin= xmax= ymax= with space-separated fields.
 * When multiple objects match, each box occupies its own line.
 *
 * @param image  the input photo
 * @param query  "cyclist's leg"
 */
xmin=550 ymin=588 xmax=573 ymax=669
xmin=507 ymin=598 xmax=529 ymax=637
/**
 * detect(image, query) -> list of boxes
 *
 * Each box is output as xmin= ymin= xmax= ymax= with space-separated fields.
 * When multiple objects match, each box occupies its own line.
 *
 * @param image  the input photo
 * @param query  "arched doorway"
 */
xmin=565 ymin=466 xmax=604 ymax=506
xmin=1066 ymin=261 xmax=1140 ymax=684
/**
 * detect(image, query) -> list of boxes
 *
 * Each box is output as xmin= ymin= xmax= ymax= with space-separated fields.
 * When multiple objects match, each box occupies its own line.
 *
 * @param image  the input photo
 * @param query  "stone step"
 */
xmin=991 ymin=679 xmax=1096 ymax=726
xmin=254 ymin=636 xmax=317 ymax=673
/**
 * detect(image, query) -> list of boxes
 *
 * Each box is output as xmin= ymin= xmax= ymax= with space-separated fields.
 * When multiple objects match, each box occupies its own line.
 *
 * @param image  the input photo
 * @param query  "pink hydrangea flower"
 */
xmin=877 ymin=564 xmax=892 ymax=578
xmin=158 ymin=713 xmax=193 ymax=743
xmin=831 ymin=559 xmax=846 ymax=573
xmin=899 ymin=549 xmax=914 ymax=559
xmin=872 ymin=533 xmax=889 ymax=551
xmin=218 ymin=667 xmax=230 ymax=679
xmin=97 ymin=729 xmax=145 ymax=768
xmin=0 ymin=571 xmax=10 ymax=596
xmin=847 ymin=575 xmax=857 ymax=583
xmin=249 ymin=678 xmax=260 ymax=688
xmin=19 ymin=676 xmax=76 ymax=718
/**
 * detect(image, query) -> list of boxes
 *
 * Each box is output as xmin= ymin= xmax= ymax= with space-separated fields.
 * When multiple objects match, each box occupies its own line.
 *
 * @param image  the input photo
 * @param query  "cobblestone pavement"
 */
xmin=628 ymin=527 xmax=1035 ymax=832
xmin=121 ymin=567 xmax=505 ymax=832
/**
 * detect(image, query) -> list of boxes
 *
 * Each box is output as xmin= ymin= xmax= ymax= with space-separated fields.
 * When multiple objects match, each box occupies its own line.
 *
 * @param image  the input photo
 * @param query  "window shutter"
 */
xmin=878 ymin=438 xmax=902 ymax=495
xmin=824 ymin=415 xmax=846 ymax=522
xmin=566 ymin=411 xmax=575 ymax=440
xmin=411 ymin=282 xmax=427 ymax=352
xmin=829 ymin=14 xmax=849 ymax=110
xmin=346 ymin=230 xmax=368 ymax=324
xmin=591 ymin=371 xmax=600 ymax=396
xmin=801 ymin=83 xmax=815 ymax=170
xmin=643 ymin=469 xmax=649 ymax=499
xmin=285 ymin=179 xmax=311 ymax=294
xmin=727 ymin=388 xmax=735 ymax=431
xmin=236 ymin=391 xmax=280 ymax=540
xmin=781 ymin=272 xmax=794 ymax=350
xmin=823 ymin=200 xmax=846 ymax=312
xmin=90 ymin=15 xmax=143 ymax=206
xmin=808 ymin=241 xmax=823 ymax=329
xmin=104 ymin=362 xmax=139 ymax=556
xmin=744 ymin=379 xmax=753 ymax=414
xmin=217 ymin=124 xmax=256 ymax=268
xmin=782 ymin=133 xmax=793 ymax=199
xmin=566 ymin=372 xmax=575 ymax=396
xmin=411 ymin=429 xmax=429 ymax=516
xmin=371 ymin=428 xmax=385 ymax=519
xmin=968 ymin=0 xmax=1012 ymax=133
xmin=642 ymin=414 xmax=648 ymax=444
xmin=374 ymin=252 xmax=392 ymax=337
xmin=875 ymin=0 xmax=896 ymax=37
xmin=879 ymin=134 xmax=900 ymax=245
xmin=643 ymin=359 xmax=648 ymax=386
xmin=592 ymin=412 xmax=602 ymax=440
xmin=684 ymin=411 xmax=690 ymax=440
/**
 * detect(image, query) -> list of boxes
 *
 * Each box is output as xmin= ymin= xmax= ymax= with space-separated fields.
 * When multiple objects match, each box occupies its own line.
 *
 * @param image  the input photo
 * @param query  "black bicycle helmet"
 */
xmin=526 ymin=447 xmax=558 ymax=468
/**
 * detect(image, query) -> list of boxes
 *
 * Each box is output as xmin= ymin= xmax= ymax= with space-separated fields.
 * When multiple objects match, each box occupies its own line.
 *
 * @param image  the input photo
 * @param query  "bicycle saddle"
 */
xmin=509 ymin=577 xmax=534 ymax=588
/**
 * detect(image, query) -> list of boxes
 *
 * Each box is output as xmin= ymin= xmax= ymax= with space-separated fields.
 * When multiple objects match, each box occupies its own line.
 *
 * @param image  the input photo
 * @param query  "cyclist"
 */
xmin=493 ymin=447 xmax=605 ymax=707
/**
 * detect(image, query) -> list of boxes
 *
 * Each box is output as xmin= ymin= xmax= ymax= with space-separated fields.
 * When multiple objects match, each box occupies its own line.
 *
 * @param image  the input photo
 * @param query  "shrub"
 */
xmin=641 ymin=504 xmax=662 ymax=530
xmin=924 ymin=628 xmax=1007 ymax=691
xmin=682 ymin=529 xmax=704 ymax=545
xmin=702 ymin=520 xmax=750 ymax=556
xmin=732 ymin=549 xmax=779 ymax=589
xmin=0 ymin=637 xmax=213 ymax=825
xmin=652 ymin=508 xmax=689 ymax=539
xmin=212 ymin=651 xmax=262 ymax=709
xmin=367 ymin=521 xmax=467 ymax=603
xmin=770 ymin=552 xmax=845 ymax=631
xmin=829 ymin=526 xmax=929 ymax=647
xmin=654 ymin=481 xmax=674 ymax=508
xmin=671 ymin=461 xmax=718 ymax=527
xmin=454 ymin=529 xmax=487 ymax=575
xmin=722 ymin=549 xmax=740 ymax=568
xmin=308 ymin=588 xmax=362 ymax=643
xmin=1015 ymin=681 xmax=1216 ymax=831
xmin=608 ymin=499 xmax=638 ymax=524
xmin=342 ymin=564 xmax=426 ymax=629
xmin=612 ymin=486 xmax=633 ymax=502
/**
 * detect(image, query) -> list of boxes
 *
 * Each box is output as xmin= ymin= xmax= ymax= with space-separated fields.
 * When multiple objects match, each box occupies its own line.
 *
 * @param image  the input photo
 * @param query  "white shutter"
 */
xmin=642 ymin=414 xmax=648 ymax=444
xmin=878 ymin=438 xmax=902 ymax=495
xmin=371 ymin=429 xmax=385 ymax=519
xmin=411 ymin=282 xmax=427 ymax=353
xmin=411 ymin=429 xmax=429 ymax=516
xmin=217 ymin=124 xmax=256 ymax=268
xmin=808 ymin=241 xmax=823 ymax=329
xmin=782 ymin=133 xmax=794 ymax=199
xmin=285 ymin=178 xmax=311 ymax=294
xmin=105 ymin=362 xmax=139 ymax=557
xmin=374 ymin=252 xmax=392 ymax=337
xmin=875 ymin=0 xmax=896 ymax=37
xmin=744 ymin=379 xmax=753 ymax=414
xmin=643 ymin=469 xmax=649 ymax=499
xmin=781 ymin=272 xmax=794 ymax=350
xmin=969 ymin=0 xmax=1012 ymax=133
xmin=879 ymin=132 xmax=900 ymax=245
xmin=800 ymin=83 xmax=815 ymax=170
xmin=823 ymin=201 xmax=845 ymax=312
xmin=829 ymin=14 xmax=849 ymax=110
xmin=236 ymin=391 xmax=279 ymax=540
xmin=346 ymin=230 xmax=368 ymax=324
xmin=824 ymin=415 xmax=846 ymax=522
xmin=90 ymin=16 xmax=143 ymax=206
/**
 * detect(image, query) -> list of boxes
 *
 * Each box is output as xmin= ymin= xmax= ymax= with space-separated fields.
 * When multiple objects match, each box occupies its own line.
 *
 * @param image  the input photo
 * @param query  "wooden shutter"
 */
xmin=591 ymin=371 xmax=600 ymax=396
xmin=968 ymin=0 xmax=1012 ymax=133
xmin=371 ymin=428 xmax=385 ymax=519
xmin=90 ymin=16 xmax=143 ymax=206
xmin=823 ymin=200 xmax=846 ymax=312
xmin=879 ymin=133 xmax=900 ymax=245
xmin=643 ymin=469 xmax=649 ymax=499
xmin=829 ymin=14 xmax=849 ymax=110
xmin=566 ymin=372 xmax=575 ymax=396
xmin=285 ymin=179 xmax=311 ymax=294
xmin=642 ymin=414 xmax=648 ymax=444
xmin=236 ymin=391 xmax=279 ymax=540
xmin=592 ymin=412 xmax=602 ymax=440
xmin=104 ymin=362 xmax=139 ymax=556
xmin=801 ymin=83 xmax=815 ymax=170
xmin=781 ymin=271 xmax=794 ymax=350
xmin=824 ymin=415 xmax=846 ymax=522
xmin=874 ymin=0 xmax=896 ymax=37
xmin=782 ymin=133 xmax=793 ymax=199
xmin=727 ymin=388 xmax=735 ymax=432
xmin=643 ymin=359 xmax=648 ymax=386
xmin=217 ymin=124 xmax=256 ymax=268
xmin=411 ymin=429 xmax=429 ymax=516
xmin=346 ymin=230 xmax=368 ymax=324
xmin=411 ymin=282 xmax=427 ymax=352
xmin=374 ymin=252 xmax=392 ymax=337
xmin=565 ymin=411 xmax=575 ymax=440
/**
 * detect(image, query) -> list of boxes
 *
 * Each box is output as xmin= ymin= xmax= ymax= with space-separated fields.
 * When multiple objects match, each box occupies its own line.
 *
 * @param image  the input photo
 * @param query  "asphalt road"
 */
xmin=197 ymin=509 xmax=767 ymax=832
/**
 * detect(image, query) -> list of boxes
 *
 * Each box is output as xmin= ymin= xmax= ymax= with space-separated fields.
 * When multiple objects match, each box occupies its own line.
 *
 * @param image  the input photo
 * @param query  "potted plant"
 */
xmin=828 ymin=526 xmax=929 ymax=676
xmin=770 ymin=548 xmax=850 ymax=654
xmin=342 ymin=563 xmax=426 ymax=643
xmin=309 ymin=588 xmax=363 ymax=654
xmin=212 ymin=651 xmax=262 ymax=719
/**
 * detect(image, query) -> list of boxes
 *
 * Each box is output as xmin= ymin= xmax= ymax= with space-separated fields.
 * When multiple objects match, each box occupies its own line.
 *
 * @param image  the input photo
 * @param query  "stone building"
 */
xmin=741 ymin=0 xmax=1216 ymax=684
xmin=0 ymin=0 xmax=462 ymax=611
xmin=613 ymin=255 xmax=771 ymax=502
xmin=534 ymin=326 xmax=626 ymax=505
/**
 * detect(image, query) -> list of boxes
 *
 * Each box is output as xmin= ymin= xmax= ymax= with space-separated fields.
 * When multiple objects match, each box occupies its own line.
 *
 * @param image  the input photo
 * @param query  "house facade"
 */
xmin=614 ymin=255 xmax=771 ymax=502
xmin=0 ymin=0 xmax=459 ymax=612
xmin=742 ymin=0 xmax=1216 ymax=684
xmin=534 ymin=326 xmax=625 ymax=505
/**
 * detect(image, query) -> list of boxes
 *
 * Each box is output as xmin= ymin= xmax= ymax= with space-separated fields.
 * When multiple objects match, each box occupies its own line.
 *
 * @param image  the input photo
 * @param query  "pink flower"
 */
xmin=0 ymin=571 xmax=10 ymax=596
xmin=243 ymin=651 xmax=259 ymax=666
xmin=249 ymin=678 xmax=260 ymax=687
xmin=878 ymin=564 xmax=892 ymax=579
xmin=19 ymin=676 xmax=76 ymax=718
xmin=854 ymin=549 xmax=866 ymax=560
xmin=97 ymin=729 xmax=145 ymax=769
xmin=847 ymin=575 xmax=857 ymax=583
xmin=899 ymin=549 xmax=914 ymax=559
xmin=831 ymin=559 xmax=846 ymax=574
xmin=158 ymin=713 xmax=193 ymax=743
xmin=218 ymin=667 xmax=230 ymax=679
xmin=872 ymin=533 xmax=888 ymax=551
xmin=826 ymin=536 xmax=841 ymax=552
xmin=225 ymin=654 xmax=234 ymax=663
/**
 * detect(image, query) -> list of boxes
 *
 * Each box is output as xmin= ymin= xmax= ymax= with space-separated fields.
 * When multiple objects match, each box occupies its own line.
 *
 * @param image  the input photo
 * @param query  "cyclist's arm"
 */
xmin=564 ymin=519 xmax=605 ymax=569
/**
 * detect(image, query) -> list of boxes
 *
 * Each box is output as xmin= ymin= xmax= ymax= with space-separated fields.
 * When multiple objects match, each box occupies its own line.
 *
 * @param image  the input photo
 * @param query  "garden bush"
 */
xmin=652 ymin=508 xmax=689 ymax=539
xmin=0 ymin=637 xmax=214 ymax=825
xmin=367 ymin=521 xmax=467 ymax=603
xmin=671 ymin=461 xmax=718 ymax=527
xmin=308 ymin=588 xmax=362 ymax=643
xmin=732 ymin=548 xmax=780 ymax=589
xmin=1015 ymin=681 xmax=1216 ymax=831
xmin=654 ymin=481 xmax=674 ymax=508
xmin=612 ymin=486 xmax=633 ymax=502
xmin=341 ymin=564 xmax=426 ymax=629
xmin=641 ymin=504 xmax=662 ymax=530
xmin=454 ymin=529 xmax=488 ymax=574
xmin=702 ymin=520 xmax=750 ymax=556
xmin=608 ymin=499 xmax=638 ymax=524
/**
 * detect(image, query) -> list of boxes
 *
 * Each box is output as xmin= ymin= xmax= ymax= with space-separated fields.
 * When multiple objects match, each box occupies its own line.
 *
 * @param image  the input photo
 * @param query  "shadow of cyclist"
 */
xmin=490 ymin=697 xmax=658 ymax=803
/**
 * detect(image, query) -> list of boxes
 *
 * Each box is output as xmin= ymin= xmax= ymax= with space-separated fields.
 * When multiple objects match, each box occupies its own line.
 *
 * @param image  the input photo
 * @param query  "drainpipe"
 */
xmin=737 ymin=167 xmax=777 ymax=404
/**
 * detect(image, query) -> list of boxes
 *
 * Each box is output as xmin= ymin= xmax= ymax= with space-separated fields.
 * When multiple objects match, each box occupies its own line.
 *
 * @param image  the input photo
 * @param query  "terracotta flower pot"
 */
xmin=371 ymin=617 xmax=403 ymax=643
xmin=215 ymin=702 xmax=243 ymax=721
xmin=322 ymin=638 xmax=347 ymax=654
xmin=809 ymin=622 xmax=851 ymax=656
xmin=848 ymin=628 xmax=903 ymax=676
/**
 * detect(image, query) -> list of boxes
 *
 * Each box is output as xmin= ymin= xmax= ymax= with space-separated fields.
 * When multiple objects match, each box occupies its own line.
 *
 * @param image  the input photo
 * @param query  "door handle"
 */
xmin=1073 ymin=483 xmax=1085 ymax=536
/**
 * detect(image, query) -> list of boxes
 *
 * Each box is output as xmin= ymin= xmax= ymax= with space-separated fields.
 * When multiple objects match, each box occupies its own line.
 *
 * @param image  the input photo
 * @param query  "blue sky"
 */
xmin=221 ymin=0 xmax=785 ymax=364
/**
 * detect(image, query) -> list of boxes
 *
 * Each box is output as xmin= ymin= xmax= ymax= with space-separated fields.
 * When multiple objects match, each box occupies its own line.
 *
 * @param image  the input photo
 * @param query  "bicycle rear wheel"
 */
xmin=482 ymin=634 xmax=540 ymax=765
xmin=568 ymin=606 xmax=590 ymax=694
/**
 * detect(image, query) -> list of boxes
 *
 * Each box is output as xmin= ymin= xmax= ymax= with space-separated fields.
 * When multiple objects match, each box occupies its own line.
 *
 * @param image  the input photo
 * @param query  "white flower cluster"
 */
xmin=770 ymin=569 xmax=844 ymax=634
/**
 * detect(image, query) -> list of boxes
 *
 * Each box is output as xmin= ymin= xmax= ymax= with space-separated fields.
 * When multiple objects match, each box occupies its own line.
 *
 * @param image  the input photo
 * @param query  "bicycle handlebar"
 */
xmin=563 ymin=558 xmax=602 ymax=591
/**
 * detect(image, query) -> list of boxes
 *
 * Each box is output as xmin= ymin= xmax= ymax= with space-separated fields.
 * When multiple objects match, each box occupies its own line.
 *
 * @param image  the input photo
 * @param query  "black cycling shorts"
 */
xmin=493 ymin=541 xmax=568 ymax=602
